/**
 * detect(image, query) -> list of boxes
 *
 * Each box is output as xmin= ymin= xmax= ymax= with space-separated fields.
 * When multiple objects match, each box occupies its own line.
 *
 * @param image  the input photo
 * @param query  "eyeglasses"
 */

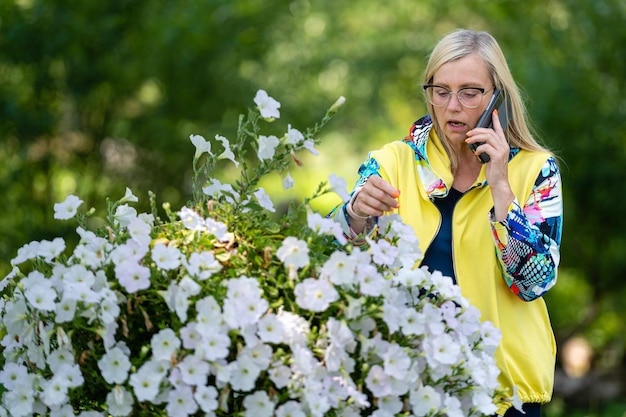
xmin=423 ymin=84 xmax=492 ymax=109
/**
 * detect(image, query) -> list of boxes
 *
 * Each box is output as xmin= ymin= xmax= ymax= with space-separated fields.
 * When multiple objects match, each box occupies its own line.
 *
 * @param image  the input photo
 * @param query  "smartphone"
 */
xmin=468 ymin=88 xmax=511 ymax=163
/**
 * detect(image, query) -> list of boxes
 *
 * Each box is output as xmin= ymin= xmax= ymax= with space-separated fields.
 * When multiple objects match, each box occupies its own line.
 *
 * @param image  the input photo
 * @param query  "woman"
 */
xmin=330 ymin=29 xmax=563 ymax=416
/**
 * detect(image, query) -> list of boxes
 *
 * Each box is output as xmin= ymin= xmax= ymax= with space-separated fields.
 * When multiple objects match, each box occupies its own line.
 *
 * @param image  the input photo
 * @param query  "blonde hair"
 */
xmin=423 ymin=29 xmax=549 ymax=172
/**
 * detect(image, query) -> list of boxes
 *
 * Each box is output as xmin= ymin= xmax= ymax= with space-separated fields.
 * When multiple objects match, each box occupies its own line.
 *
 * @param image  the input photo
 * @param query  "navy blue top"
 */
xmin=420 ymin=187 xmax=464 ymax=283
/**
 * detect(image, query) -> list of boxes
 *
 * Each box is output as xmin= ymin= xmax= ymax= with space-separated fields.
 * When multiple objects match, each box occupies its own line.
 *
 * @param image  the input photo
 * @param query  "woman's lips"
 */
xmin=447 ymin=121 xmax=467 ymax=132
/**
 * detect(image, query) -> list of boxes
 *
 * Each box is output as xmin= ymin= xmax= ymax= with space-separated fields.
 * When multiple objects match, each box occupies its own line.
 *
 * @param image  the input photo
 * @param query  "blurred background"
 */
xmin=1 ymin=0 xmax=625 ymax=415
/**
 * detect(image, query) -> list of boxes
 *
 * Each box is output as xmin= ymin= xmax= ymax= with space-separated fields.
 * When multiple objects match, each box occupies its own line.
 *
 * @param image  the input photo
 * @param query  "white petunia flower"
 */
xmin=443 ymin=394 xmax=464 ymax=417
xmin=113 ymin=204 xmax=137 ymax=227
xmin=328 ymin=173 xmax=350 ymax=202
xmin=190 ymin=134 xmax=212 ymax=160
xmin=240 ymin=342 xmax=273 ymax=371
xmin=253 ymin=188 xmax=275 ymax=212
xmin=0 ymin=363 xmax=29 ymax=390
xmin=399 ymin=308 xmax=426 ymax=336
xmin=202 ymin=177 xmax=238 ymax=200
xmin=127 ymin=217 xmax=152 ymax=246
xmin=195 ymin=295 xmax=223 ymax=333
xmin=268 ymin=364 xmax=291 ymax=389
xmin=306 ymin=211 xmax=347 ymax=245
xmin=151 ymin=243 xmax=181 ymax=270
xmin=426 ymin=332 xmax=460 ymax=366
xmin=275 ymin=400 xmax=306 ymax=417
xmin=324 ymin=342 xmax=349 ymax=373
xmin=302 ymin=139 xmax=319 ymax=155
xmin=37 ymin=237 xmax=66 ymax=262
xmin=472 ymin=390 xmax=498 ymax=415
xmin=194 ymin=385 xmax=218 ymax=413
xmin=366 ymin=237 xmax=399 ymax=266
xmin=422 ymin=302 xmax=446 ymax=336
xmin=179 ymin=322 xmax=201 ymax=350
xmin=291 ymin=345 xmax=318 ymax=376
xmin=3 ymin=383 xmax=35 ymax=417
xmin=215 ymin=134 xmax=239 ymax=167
xmin=201 ymin=330 xmax=231 ymax=361
xmin=24 ymin=280 xmax=57 ymax=311
xmin=178 ymin=207 xmax=206 ymax=231
xmin=223 ymin=292 xmax=268 ymax=330
xmin=119 ymin=187 xmax=138 ymax=203
xmin=129 ymin=360 xmax=168 ymax=402
xmin=106 ymin=386 xmax=134 ymax=417
xmin=228 ymin=355 xmax=261 ymax=391
xmin=98 ymin=347 xmax=131 ymax=384
xmin=257 ymin=135 xmax=280 ymax=160
xmin=47 ymin=348 xmax=75 ymax=373
xmin=410 ymin=385 xmax=441 ymax=417
xmin=177 ymin=354 xmax=210 ymax=386
xmin=243 ymin=391 xmax=275 ymax=417
xmin=321 ymin=250 xmax=357 ymax=286
xmin=282 ymin=172 xmax=295 ymax=190
xmin=365 ymin=365 xmax=392 ymax=398
xmin=276 ymin=308 xmax=310 ymax=346
xmin=254 ymin=89 xmax=281 ymax=120
xmin=294 ymin=277 xmax=339 ymax=313
xmin=166 ymin=385 xmax=198 ymax=417
xmin=56 ymin=363 xmax=84 ymax=389
xmin=151 ymin=328 xmax=181 ymax=362
xmin=480 ymin=320 xmax=503 ymax=351
xmin=510 ymin=385 xmax=525 ymax=414
xmin=285 ymin=124 xmax=304 ymax=146
xmin=54 ymin=195 xmax=83 ymax=220
xmin=383 ymin=343 xmax=411 ymax=380
xmin=327 ymin=318 xmax=356 ymax=352
xmin=170 ymin=276 xmax=201 ymax=322
xmin=115 ymin=260 xmax=151 ymax=293
xmin=72 ymin=231 xmax=110 ymax=269
xmin=257 ymin=313 xmax=285 ymax=344
xmin=276 ymin=236 xmax=309 ymax=269
xmin=356 ymin=263 xmax=387 ymax=296
xmin=378 ymin=396 xmax=403 ymax=415
xmin=185 ymin=251 xmax=222 ymax=280
xmin=11 ymin=240 xmax=40 ymax=265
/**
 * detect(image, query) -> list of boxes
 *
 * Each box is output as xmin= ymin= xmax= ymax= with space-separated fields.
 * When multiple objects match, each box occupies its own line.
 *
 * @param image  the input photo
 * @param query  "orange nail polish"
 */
xmin=392 ymin=191 xmax=400 ymax=198
xmin=494 ymin=109 xmax=499 ymax=116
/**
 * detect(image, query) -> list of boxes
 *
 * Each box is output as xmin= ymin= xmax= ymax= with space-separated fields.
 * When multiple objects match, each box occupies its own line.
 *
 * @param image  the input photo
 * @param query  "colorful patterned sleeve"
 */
xmin=327 ymin=155 xmax=381 ymax=243
xmin=490 ymin=156 xmax=563 ymax=301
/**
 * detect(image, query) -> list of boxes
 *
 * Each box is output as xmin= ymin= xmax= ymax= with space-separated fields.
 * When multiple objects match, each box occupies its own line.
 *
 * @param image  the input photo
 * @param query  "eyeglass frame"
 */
xmin=422 ymin=84 xmax=494 ymax=109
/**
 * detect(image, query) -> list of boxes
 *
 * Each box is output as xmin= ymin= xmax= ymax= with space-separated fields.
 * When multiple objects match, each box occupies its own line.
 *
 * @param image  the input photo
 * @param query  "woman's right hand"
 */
xmin=350 ymin=176 xmax=400 ymax=218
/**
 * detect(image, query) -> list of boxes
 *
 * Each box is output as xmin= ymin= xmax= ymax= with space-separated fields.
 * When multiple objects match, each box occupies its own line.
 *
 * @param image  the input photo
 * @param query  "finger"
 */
xmin=491 ymin=109 xmax=504 ymax=138
xmin=368 ymin=175 xmax=400 ymax=199
xmin=355 ymin=178 xmax=400 ymax=216
xmin=355 ymin=191 xmax=397 ymax=217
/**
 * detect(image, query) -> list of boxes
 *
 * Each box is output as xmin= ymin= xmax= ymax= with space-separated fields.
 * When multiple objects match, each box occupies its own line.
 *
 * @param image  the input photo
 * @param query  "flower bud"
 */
xmin=329 ymin=96 xmax=346 ymax=113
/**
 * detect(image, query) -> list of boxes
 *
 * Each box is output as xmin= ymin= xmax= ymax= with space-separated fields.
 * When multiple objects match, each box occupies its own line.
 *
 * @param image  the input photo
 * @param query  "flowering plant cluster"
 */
xmin=1 ymin=91 xmax=511 ymax=417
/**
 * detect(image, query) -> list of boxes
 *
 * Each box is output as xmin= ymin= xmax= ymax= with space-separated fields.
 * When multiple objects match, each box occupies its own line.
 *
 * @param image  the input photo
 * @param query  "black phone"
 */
xmin=468 ymin=88 xmax=511 ymax=163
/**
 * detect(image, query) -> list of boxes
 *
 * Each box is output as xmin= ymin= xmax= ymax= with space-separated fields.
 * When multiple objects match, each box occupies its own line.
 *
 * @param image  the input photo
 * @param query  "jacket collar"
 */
xmin=403 ymin=115 xmax=433 ymax=163
xmin=401 ymin=115 xmax=521 ymax=198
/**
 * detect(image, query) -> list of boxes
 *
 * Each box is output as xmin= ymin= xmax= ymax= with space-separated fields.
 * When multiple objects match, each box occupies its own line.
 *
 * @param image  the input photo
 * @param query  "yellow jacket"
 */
xmin=333 ymin=115 xmax=563 ymax=414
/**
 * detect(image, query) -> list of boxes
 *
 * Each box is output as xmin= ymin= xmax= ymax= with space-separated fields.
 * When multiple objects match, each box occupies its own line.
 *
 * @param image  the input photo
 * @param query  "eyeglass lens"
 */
xmin=425 ymin=87 xmax=484 ymax=108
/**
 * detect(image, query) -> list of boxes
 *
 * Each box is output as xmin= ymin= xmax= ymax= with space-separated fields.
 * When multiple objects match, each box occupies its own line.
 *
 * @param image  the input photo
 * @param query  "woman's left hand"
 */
xmin=466 ymin=109 xmax=515 ymax=220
